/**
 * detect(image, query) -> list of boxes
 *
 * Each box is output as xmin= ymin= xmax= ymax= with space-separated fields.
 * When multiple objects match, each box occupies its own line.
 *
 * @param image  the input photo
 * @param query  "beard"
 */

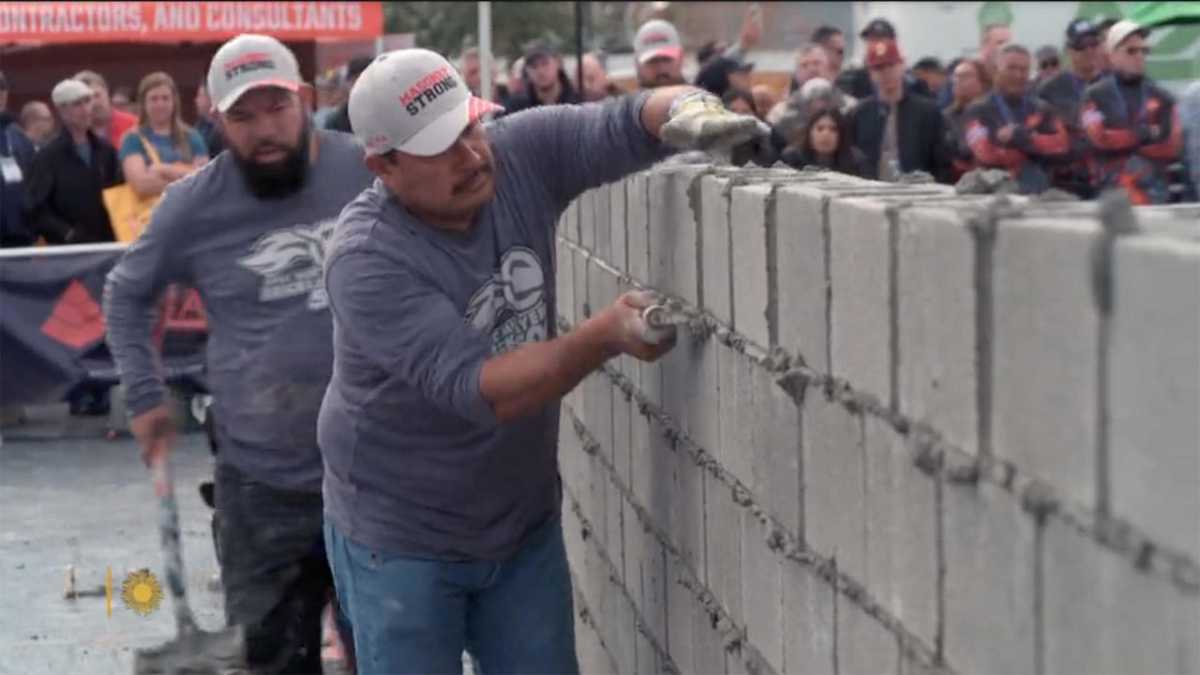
xmin=638 ymin=71 xmax=686 ymax=89
xmin=231 ymin=116 xmax=311 ymax=200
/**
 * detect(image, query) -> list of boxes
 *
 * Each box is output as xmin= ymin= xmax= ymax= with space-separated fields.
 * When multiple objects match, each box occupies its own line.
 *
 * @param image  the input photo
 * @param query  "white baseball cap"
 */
xmin=207 ymin=34 xmax=301 ymax=113
xmin=1105 ymin=20 xmax=1150 ymax=54
xmin=634 ymin=19 xmax=684 ymax=65
xmin=349 ymin=48 xmax=503 ymax=157
xmin=51 ymin=79 xmax=93 ymax=107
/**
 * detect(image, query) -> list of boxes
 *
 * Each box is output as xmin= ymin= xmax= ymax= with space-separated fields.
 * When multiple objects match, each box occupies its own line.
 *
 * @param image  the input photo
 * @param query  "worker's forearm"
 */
xmin=480 ymin=310 xmax=618 ymax=423
xmin=640 ymin=85 xmax=704 ymax=139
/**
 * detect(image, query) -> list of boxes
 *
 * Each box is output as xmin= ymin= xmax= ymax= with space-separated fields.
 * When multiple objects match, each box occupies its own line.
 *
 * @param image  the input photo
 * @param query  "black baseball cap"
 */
xmin=523 ymin=40 xmax=559 ymax=63
xmin=860 ymin=18 xmax=897 ymax=40
xmin=347 ymin=56 xmax=374 ymax=80
xmin=1065 ymin=18 xmax=1100 ymax=49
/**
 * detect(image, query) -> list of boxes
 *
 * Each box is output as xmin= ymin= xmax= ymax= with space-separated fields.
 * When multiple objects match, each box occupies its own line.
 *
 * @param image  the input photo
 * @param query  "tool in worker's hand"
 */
xmin=133 ymin=451 xmax=245 ymax=675
xmin=639 ymin=304 xmax=687 ymax=345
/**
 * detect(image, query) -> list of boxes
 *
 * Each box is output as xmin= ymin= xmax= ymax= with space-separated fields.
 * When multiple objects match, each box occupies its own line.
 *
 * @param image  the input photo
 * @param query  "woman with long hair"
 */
xmin=119 ymin=71 xmax=209 ymax=198
xmin=780 ymin=106 xmax=868 ymax=177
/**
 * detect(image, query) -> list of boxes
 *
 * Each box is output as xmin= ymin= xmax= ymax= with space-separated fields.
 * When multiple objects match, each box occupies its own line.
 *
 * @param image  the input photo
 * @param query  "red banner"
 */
xmin=0 ymin=1 xmax=383 ymax=44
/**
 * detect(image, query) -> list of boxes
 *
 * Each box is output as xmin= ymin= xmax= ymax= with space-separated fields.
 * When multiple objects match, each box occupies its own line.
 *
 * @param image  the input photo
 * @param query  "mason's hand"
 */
xmin=600 ymin=290 xmax=677 ymax=362
xmin=131 ymin=404 xmax=177 ymax=468
xmin=660 ymin=91 xmax=771 ymax=154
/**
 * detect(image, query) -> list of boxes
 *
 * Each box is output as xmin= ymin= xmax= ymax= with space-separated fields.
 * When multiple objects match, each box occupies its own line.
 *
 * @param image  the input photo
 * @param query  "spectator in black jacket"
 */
xmin=781 ymin=107 xmax=869 ymax=177
xmin=503 ymin=41 xmax=581 ymax=114
xmin=838 ymin=19 xmax=935 ymax=102
xmin=849 ymin=38 xmax=950 ymax=182
xmin=1036 ymin=18 xmax=1107 ymax=197
xmin=943 ymin=58 xmax=992 ymax=182
xmin=25 ymin=79 xmax=121 ymax=244
xmin=963 ymin=44 xmax=1070 ymax=194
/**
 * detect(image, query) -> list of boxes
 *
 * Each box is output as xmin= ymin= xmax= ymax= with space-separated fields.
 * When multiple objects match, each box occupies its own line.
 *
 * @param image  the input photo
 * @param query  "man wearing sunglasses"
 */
xmin=1037 ymin=18 xmax=1108 ymax=198
xmin=1081 ymin=20 xmax=1182 ymax=204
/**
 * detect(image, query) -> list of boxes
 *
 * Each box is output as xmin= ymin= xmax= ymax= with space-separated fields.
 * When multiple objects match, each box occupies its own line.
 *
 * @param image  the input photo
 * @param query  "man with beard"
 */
xmin=319 ymin=48 xmax=765 ymax=673
xmin=634 ymin=19 xmax=687 ymax=90
xmin=103 ymin=34 xmax=372 ymax=673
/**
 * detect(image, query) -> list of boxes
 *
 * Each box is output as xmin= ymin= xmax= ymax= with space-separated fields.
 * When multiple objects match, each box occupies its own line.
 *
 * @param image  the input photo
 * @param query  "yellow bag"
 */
xmin=103 ymin=132 xmax=163 ymax=243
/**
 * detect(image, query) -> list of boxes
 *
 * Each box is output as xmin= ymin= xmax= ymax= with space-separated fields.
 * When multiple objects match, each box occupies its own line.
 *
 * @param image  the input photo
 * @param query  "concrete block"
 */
xmin=584 ymin=371 xmax=613 ymax=476
xmin=611 ymin=384 xmax=633 ymax=498
xmin=627 ymin=171 xmax=652 ymax=285
xmin=608 ymin=576 xmax=638 ymax=675
xmin=572 ymin=246 xmax=589 ymax=320
xmin=641 ymin=538 xmax=669 ymax=649
xmin=623 ymin=499 xmax=646 ymax=615
xmin=782 ymin=559 xmax=836 ymax=675
xmin=828 ymin=197 xmax=893 ymax=406
xmin=700 ymin=174 xmax=734 ymax=326
xmin=729 ymin=183 xmax=774 ymax=349
xmin=635 ymin=630 xmax=659 ymax=675
xmin=631 ymin=410 xmax=672 ymax=539
xmin=638 ymin=354 xmax=665 ymax=415
xmin=669 ymin=439 xmax=706 ymax=574
xmin=648 ymin=165 xmax=707 ymax=305
xmin=992 ymin=216 xmax=1099 ymax=507
xmin=1109 ymin=236 xmax=1200 ymax=560
xmin=704 ymin=471 xmax=744 ymax=629
xmin=555 ymin=237 xmax=573 ymax=329
xmin=741 ymin=509 xmax=784 ymax=675
xmin=659 ymin=329 xmax=722 ymax=461
xmin=576 ymin=610 xmax=616 ymax=675
xmin=692 ymin=588 xmax=728 ymax=675
xmin=606 ymin=473 xmax=623 ymax=581
xmin=774 ymin=184 xmax=831 ymax=373
xmin=836 ymin=599 xmax=900 ymax=675
xmin=578 ymin=188 xmax=596 ymax=253
xmin=588 ymin=452 xmax=609 ymax=554
xmin=666 ymin=559 xmax=696 ymax=675
xmin=896 ymin=205 xmax=980 ymax=456
xmin=716 ymin=346 xmax=754 ymax=491
xmin=942 ymin=481 xmax=1036 ymax=675
xmin=863 ymin=417 xmax=938 ymax=647
xmin=1043 ymin=517 xmax=1200 ymax=675
xmin=592 ymin=182 xmax=613 ymax=263
xmin=802 ymin=387 xmax=867 ymax=581
xmin=609 ymin=177 xmax=628 ymax=272
xmin=561 ymin=196 xmax=579 ymax=243
xmin=747 ymin=364 xmax=803 ymax=539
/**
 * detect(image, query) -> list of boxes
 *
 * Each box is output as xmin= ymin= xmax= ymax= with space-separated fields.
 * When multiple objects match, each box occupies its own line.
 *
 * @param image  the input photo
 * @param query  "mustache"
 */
xmin=453 ymin=164 xmax=493 ymax=193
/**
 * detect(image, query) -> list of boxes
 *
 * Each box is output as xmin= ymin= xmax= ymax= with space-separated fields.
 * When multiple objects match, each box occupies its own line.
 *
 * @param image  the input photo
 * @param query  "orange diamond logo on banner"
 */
xmin=41 ymin=280 xmax=106 ymax=349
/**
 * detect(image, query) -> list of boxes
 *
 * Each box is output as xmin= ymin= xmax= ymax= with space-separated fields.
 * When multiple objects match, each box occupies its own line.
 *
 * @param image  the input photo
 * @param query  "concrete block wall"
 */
xmin=556 ymin=166 xmax=1200 ymax=674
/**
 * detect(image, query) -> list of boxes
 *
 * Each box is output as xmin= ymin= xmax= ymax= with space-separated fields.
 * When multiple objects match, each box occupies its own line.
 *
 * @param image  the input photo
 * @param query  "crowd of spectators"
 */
xmin=2 ymin=10 xmax=1198 ymax=260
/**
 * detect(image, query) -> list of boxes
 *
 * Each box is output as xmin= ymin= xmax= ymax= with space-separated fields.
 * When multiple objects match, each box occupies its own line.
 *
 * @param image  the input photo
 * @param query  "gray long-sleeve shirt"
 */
xmin=319 ymin=93 xmax=670 ymax=561
xmin=103 ymin=130 xmax=374 ymax=492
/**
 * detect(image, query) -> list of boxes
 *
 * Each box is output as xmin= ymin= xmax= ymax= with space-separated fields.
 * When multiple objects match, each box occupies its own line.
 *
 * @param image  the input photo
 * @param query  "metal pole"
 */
xmin=375 ymin=35 xmax=384 ymax=57
xmin=574 ymin=0 xmax=584 ymax=99
xmin=479 ymin=1 xmax=493 ymax=101
xmin=0 ymin=242 xmax=127 ymax=259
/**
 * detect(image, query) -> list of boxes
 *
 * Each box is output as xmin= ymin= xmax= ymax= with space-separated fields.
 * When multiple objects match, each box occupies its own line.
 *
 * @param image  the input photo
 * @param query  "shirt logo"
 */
xmin=238 ymin=219 xmax=337 ymax=310
xmin=463 ymin=247 xmax=547 ymax=354
xmin=224 ymin=51 xmax=276 ymax=81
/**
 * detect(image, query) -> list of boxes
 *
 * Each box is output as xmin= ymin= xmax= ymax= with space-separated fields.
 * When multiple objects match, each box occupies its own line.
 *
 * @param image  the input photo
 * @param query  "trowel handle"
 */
xmin=638 ymin=305 xmax=677 ymax=345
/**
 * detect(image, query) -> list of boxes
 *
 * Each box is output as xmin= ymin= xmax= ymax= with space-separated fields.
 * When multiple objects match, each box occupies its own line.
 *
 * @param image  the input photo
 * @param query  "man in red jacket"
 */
xmin=964 ymin=44 xmax=1070 ymax=193
xmin=1081 ymin=20 xmax=1182 ymax=204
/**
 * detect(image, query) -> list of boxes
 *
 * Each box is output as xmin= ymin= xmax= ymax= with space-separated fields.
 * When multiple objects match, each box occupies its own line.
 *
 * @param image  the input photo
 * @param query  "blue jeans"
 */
xmin=324 ymin=513 xmax=579 ymax=675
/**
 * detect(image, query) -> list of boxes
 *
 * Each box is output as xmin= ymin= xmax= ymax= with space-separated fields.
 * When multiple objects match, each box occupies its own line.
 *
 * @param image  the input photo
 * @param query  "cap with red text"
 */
xmin=634 ymin=19 xmax=684 ymax=65
xmin=350 ymin=48 xmax=503 ymax=157
xmin=207 ymin=34 xmax=301 ymax=113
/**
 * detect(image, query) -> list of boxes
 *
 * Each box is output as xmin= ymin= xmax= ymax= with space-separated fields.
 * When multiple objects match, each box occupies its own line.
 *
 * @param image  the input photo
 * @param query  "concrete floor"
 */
xmin=0 ymin=406 xmax=227 ymax=675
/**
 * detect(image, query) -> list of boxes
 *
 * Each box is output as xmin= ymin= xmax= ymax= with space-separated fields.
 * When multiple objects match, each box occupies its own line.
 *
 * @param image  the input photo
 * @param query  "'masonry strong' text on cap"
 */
xmin=207 ymin=34 xmax=302 ymax=113
xmin=349 ymin=49 xmax=502 ymax=157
